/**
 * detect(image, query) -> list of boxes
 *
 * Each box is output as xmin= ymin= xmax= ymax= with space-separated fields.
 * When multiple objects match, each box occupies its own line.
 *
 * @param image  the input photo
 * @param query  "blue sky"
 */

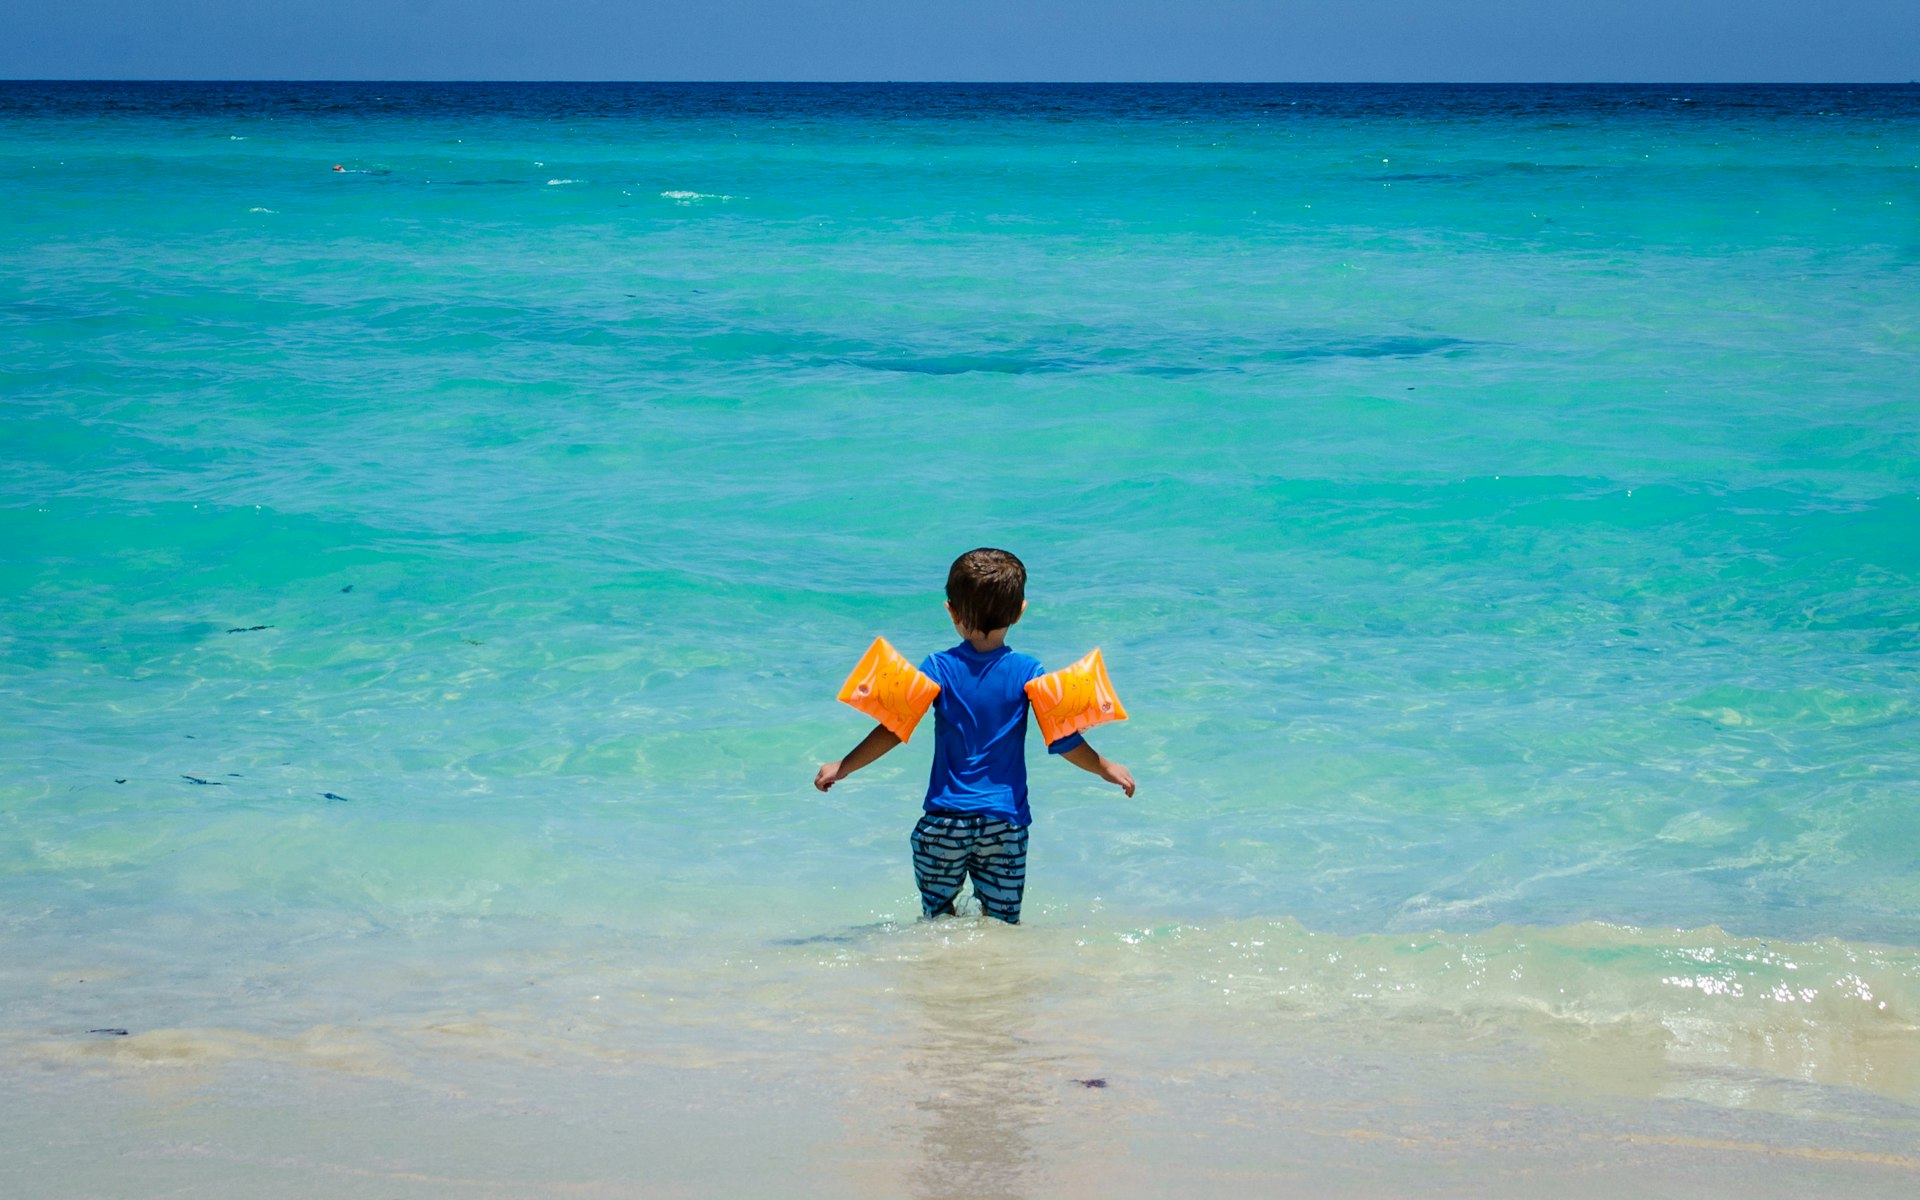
xmin=3 ymin=1 xmax=1916 ymax=81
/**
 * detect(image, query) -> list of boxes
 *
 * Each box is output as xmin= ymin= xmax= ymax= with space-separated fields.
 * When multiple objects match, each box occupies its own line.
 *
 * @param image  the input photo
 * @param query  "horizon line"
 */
xmin=4 ymin=77 xmax=1918 ymax=87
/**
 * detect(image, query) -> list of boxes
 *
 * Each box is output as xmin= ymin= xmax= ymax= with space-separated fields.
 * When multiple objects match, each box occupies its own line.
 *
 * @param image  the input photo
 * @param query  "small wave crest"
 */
xmin=1109 ymin=919 xmax=1918 ymax=1100
xmin=809 ymin=916 xmax=1920 ymax=1104
xmin=660 ymin=190 xmax=736 ymax=204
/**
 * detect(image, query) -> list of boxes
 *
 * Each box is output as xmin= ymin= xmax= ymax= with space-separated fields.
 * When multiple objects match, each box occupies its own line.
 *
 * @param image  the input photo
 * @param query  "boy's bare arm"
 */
xmin=1060 ymin=741 xmax=1136 ymax=797
xmin=814 ymin=724 xmax=902 ymax=791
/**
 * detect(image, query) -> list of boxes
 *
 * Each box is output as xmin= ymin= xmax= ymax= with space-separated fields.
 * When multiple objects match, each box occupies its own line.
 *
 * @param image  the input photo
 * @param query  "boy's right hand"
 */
xmin=1103 ymin=761 xmax=1137 ymax=798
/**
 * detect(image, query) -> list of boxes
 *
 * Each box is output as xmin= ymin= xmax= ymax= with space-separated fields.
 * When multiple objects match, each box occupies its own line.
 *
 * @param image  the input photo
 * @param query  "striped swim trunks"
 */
xmin=910 ymin=812 xmax=1030 ymax=924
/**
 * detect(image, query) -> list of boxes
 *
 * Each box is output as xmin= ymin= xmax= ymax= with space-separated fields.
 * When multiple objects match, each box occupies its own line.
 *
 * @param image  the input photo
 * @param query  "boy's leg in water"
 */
xmin=910 ymin=814 xmax=975 ymax=918
xmin=967 ymin=820 xmax=1029 ymax=924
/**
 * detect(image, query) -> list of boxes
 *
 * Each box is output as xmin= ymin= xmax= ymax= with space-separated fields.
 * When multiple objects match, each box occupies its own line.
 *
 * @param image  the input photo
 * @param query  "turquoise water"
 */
xmin=4 ymin=82 xmax=1920 ymax=1191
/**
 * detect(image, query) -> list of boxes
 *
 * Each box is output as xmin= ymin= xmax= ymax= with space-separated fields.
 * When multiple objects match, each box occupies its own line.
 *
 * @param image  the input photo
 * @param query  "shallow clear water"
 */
xmin=4 ymin=82 xmax=1919 ymax=1191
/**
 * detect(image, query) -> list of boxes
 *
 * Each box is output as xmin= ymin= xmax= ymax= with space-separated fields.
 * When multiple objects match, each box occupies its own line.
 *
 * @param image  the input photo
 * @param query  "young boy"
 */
xmin=813 ymin=548 xmax=1135 ymax=924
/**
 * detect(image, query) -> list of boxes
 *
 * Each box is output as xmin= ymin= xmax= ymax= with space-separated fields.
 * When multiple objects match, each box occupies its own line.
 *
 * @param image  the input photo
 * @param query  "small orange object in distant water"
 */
xmin=333 ymin=164 xmax=344 ymax=171
xmin=837 ymin=637 xmax=942 ymax=743
xmin=1024 ymin=649 xmax=1128 ymax=745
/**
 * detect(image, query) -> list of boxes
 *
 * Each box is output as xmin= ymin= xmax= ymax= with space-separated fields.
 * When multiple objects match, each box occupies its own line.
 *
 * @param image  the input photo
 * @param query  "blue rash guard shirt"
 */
xmin=917 ymin=642 xmax=1085 ymax=826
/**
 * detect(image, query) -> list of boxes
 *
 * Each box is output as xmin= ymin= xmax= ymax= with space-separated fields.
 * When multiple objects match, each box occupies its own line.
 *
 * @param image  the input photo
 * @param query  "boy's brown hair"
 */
xmin=946 ymin=548 xmax=1026 ymax=635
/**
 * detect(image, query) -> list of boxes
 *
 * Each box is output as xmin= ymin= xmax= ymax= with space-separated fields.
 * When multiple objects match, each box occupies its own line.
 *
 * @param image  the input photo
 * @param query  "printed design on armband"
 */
xmin=836 ymin=636 xmax=942 ymax=742
xmin=1024 ymin=647 xmax=1129 ymax=745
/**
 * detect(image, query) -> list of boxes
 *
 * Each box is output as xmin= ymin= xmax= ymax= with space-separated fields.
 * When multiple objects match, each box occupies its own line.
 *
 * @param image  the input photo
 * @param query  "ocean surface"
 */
xmin=3 ymin=81 xmax=1919 ymax=1195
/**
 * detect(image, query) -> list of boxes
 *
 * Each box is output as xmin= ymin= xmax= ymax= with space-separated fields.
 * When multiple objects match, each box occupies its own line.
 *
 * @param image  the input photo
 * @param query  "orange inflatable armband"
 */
xmin=837 ymin=637 xmax=942 ymax=743
xmin=1024 ymin=648 xmax=1129 ymax=745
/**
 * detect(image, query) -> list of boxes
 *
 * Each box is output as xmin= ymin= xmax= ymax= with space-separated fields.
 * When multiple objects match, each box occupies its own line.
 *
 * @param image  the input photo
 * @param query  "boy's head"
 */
xmin=946 ymin=548 xmax=1026 ymax=636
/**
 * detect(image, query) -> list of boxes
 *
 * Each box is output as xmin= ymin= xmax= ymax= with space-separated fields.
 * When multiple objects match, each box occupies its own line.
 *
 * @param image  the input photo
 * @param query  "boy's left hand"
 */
xmin=813 ymin=761 xmax=844 ymax=792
